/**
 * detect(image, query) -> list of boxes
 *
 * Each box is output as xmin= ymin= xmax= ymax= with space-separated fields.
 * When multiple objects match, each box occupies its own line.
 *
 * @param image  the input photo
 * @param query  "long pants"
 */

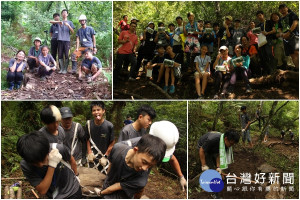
xmin=71 ymin=47 xmax=92 ymax=62
xmin=114 ymin=53 xmax=137 ymax=82
xmin=7 ymin=71 xmax=23 ymax=83
xmin=38 ymin=65 xmax=55 ymax=77
xmin=27 ymin=58 xmax=39 ymax=70
xmin=230 ymin=67 xmax=250 ymax=85
xmin=258 ymin=42 xmax=276 ymax=75
xmin=58 ymin=41 xmax=70 ymax=59
xmin=51 ymin=39 xmax=59 ymax=61
xmin=214 ymin=71 xmax=231 ymax=94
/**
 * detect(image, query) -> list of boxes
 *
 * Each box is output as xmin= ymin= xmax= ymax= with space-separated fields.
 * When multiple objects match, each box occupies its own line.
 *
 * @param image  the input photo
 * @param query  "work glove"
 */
xmin=216 ymin=167 xmax=222 ymax=175
xmin=87 ymin=153 xmax=95 ymax=162
xmin=48 ymin=149 xmax=62 ymax=168
xmin=201 ymin=165 xmax=209 ymax=171
xmin=179 ymin=176 xmax=187 ymax=191
xmin=94 ymin=188 xmax=102 ymax=197
xmin=100 ymin=156 xmax=108 ymax=167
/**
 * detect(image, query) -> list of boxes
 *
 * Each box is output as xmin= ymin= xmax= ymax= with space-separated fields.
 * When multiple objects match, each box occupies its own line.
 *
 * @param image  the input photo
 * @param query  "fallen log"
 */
xmin=1 ymin=177 xmax=26 ymax=180
xmin=147 ymin=81 xmax=173 ymax=99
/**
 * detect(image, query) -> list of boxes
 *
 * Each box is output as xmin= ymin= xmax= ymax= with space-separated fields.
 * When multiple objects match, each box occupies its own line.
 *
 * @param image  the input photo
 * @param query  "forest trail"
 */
xmin=1 ymin=67 xmax=112 ymax=100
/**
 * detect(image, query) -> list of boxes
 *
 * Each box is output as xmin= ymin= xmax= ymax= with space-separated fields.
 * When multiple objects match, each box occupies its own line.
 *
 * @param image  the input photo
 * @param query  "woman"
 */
xmin=7 ymin=50 xmax=27 ymax=90
xmin=164 ymin=45 xmax=182 ymax=94
xmin=246 ymin=21 xmax=258 ymax=46
xmin=38 ymin=46 xmax=57 ymax=81
xmin=183 ymin=12 xmax=201 ymax=72
xmin=213 ymin=46 xmax=232 ymax=99
xmin=229 ymin=44 xmax=252 ymax=94
xmin=270 ymin=12 xmax=286 ymax=68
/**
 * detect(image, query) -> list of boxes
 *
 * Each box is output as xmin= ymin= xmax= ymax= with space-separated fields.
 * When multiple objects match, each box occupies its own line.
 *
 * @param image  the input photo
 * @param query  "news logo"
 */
xmin=199 ymin=170 xmax=224 ymax=192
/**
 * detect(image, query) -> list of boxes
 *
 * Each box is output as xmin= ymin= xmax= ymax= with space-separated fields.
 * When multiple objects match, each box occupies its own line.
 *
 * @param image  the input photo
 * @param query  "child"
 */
xmin=38 ymin=46 xmax=57 ymax=81
xmin=201 ymin=21 xmax=216 ymax=56
xmin=78 ymin=48 xmax=102 ymax=82
xmin=240 ymin=106 xmax=253 ymax=148
xmin=154 ymin=22 xmax=170 ymax=47
xmin=164 ymin=45 xmax=183 ymax=94
xmin=118 ymin=105 xmax=156 ymax=142
xmin=146 ymin=45 xmax=165 ymax=82
xmin=27 ymin=37 xmax=42 ymax=72
xmin=168 ymin=23 xmax=176 ymax=46
xmin=40 ymin=105 xmax=78 ymax=175
xmin=123 ymin=114 xmax=133 ymax=126
xmin=17 ymin=131 xmax=82 ymax=198
xmin=86 ymin=101 xmax=115 ymax=171
xmin=7 ymin=50 xmax=27 ymax=90
xmin=194 ymin=45 xmax=211 ymax=98
xmin=60 ymin=107 xmax=87 ymax=165
xmin=99 ymin=134 xmax=166 ymax=198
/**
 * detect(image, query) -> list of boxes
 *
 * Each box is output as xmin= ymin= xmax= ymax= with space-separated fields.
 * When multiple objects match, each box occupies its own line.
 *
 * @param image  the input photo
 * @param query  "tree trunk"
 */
xmin=110 ymin=102 xmax=126 ymax=135
xmin=215 ymin=1 xmax=221 ymax=24
xmin=212 ymin=101 xmax=224 ymax=131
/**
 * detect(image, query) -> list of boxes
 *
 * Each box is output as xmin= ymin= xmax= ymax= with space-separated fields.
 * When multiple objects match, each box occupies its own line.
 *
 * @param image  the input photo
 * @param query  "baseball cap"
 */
xmin=60 ymin=107 xmax=73 ymax=119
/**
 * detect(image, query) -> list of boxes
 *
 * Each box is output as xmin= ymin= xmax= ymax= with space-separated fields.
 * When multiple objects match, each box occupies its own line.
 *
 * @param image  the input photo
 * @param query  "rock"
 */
xmin=265 ymin=183 xmax=285 ymax=199
xmin=25 ymin=83 xmax=34 ymax=89
xmin=257 ymin=163 xmax=277 ymax=173
xmin=68 ymin=89 xmax=74 ymax=94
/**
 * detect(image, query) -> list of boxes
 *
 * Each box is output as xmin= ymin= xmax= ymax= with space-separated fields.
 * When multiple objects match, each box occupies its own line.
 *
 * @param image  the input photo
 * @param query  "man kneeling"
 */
xmin=98 ymin=134 xmax=166 ymax=199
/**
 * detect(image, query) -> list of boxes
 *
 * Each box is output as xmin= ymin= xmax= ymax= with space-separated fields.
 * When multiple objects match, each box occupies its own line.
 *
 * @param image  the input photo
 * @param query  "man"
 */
xmin=115 ymin=15 xmax=129 ymax=33
xmin=60 ymin=107 xmax=87 ymax=165
xmin=198 ymin=130 xmax=240 ymax=173
xmin=51 ymin=9 xmax=75 ymax=74
xmin=240 ymin=106 xmax=253 ymax=148
xmin=114 ymin=22 xmax=138 ymax=83
xmin=279 ymin=4 xmax=299 ymax=69
xmin=217 ymin=16 xmax=233 ymax=49
xmin=71 ymin=14 xmax=97 ymax=74
xmin=229 ymin=19 xmax=246 ymax=56
xmin=49 ymin=13 xmax=60 ymax=65
xmin=118 ymin=121 xmax=187 ymax=192
xmin=27 ymin=37 xmax=42 ymax=72
xmin=255 ymin=104 xmax=264 ymax=130
xmin=256 ymin=10 xmax=276 ymax=75
xmin=99 ymin=134 xmax=166 ymax=199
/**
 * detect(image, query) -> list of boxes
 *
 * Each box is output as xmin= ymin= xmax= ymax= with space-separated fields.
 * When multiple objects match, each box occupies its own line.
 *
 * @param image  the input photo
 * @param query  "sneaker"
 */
xmin=213 ymin=94 xmax=219 ymax=99
xmin=128 ymin=77 xmax=136 ymax=81
xmin=169 ymin=85 xmax=175 ymax=94
xmin=163 ymin=86 xmax=168 ymax=92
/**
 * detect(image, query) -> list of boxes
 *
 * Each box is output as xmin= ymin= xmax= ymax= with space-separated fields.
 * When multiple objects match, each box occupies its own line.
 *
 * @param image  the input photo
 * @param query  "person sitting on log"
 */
xmin=7 ymin=50 xmax=27 ymax=90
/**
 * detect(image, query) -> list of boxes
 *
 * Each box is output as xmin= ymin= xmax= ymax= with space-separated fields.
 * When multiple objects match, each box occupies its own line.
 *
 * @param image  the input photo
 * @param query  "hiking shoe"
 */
xmin=169 ymin=85 xmax=175 ymax=94
xmin=163 ymin=86 xmax=168 ymax=92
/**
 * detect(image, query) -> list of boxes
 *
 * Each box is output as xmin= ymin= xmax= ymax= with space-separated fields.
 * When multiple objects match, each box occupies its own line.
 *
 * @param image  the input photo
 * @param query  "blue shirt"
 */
xmin=76 ymin=26 xmax=96 ymax=47
xmin=82 ymin=56 xmax=102 ymax=70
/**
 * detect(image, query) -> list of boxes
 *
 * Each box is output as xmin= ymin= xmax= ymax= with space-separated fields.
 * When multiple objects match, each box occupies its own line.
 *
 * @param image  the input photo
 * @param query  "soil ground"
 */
xmin=113 ymin=70 xmax=298 ymax=100
xmin=188 ymin=135 xmax=298 ymax=199
xmin=1 ymin=67 xmax=112 ymax=100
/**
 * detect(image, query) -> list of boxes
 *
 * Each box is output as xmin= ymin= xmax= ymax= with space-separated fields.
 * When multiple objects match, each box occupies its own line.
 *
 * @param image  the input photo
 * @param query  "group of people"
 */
xmin=17 ymin=102 xmax=187 ymax=199
xmin=114 ymin=4 xmax=298 ymax=98
xmin=7 ymin=9 xmax=103 ymax=90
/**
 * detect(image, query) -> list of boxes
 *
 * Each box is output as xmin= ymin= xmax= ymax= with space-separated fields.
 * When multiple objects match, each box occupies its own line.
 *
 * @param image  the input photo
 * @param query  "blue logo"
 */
xmin=199 ymin=170 xmax=224 ymax=192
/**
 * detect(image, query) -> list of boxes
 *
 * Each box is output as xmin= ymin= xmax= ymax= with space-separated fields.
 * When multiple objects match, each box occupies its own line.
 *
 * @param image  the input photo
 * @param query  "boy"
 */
xmin=86 ymin=102 xmax=115 ymax=171
xmin=60 ymin=107 xmax=87 ymax=165
xmin=27 ymin=37 xmax=42 ymax=72
xmin=78 ymin=48 xmax=102 ymax=82
xmin=168 ymin=23 xmax=176 ymax=46
xmin=118 ymin=105 xmax=156 ymax=142
xmin=49 ymin=13 xmax=60 ymax=65
xmin=40 ymin=105 xmax=78 ymax=175
xmin=123 ymin=114 xmax=133 ymax=126
xmin=201 ymin=21 xmax=216 ymax=56
xmin=119 ymin=120 xmax=187 ymax=192
xmin=17 ymin=131 xmax=81 ymax=198
xmin=198 ymin=130 xmax=240 ymax=173
xmin=240 ymin=106 xmax=253 ymax=148
xmin=99 ymin=134 xmax=166 ymax=198
xmin=146 ymin=45 xmax=165 ymax=82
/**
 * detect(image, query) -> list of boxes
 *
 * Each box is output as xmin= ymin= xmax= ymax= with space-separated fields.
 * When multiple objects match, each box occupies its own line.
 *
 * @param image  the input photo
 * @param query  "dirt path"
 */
xmin=1 ymin=70 xmax=112 ymax=100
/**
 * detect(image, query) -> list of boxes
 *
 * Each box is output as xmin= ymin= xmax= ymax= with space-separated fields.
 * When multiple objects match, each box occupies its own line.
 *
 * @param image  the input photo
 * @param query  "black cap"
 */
xmin=279 ymin=4 xmax=287 ymax=9
xmin=60 ymin=107 xmax=73 ymax=119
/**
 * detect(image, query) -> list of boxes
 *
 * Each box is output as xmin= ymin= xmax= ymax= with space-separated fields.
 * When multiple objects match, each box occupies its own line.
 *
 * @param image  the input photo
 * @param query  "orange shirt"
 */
xmin=117 ymin=30 xmax=138 ymax=54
